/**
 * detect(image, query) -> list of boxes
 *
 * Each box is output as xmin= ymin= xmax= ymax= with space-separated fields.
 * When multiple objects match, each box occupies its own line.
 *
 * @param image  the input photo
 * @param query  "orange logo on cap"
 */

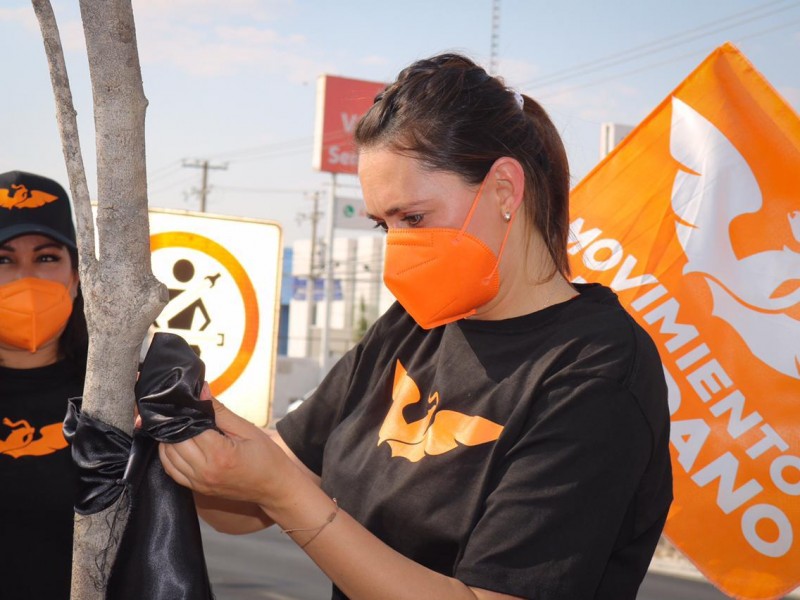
xmin=378 ymin=360 xmax=503 ymax=462
xmin=0 ymin=184 xmax=59 ymax=209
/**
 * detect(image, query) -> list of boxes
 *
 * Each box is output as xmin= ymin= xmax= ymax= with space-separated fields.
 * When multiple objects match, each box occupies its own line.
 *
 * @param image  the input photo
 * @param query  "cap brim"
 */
xmin=0 ymin=224 xmax=77 ymax=249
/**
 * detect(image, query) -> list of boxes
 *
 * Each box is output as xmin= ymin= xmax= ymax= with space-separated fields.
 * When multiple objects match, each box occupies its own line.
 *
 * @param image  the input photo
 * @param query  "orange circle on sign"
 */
xmin=150 ymin=231 xmax=259 ymax=396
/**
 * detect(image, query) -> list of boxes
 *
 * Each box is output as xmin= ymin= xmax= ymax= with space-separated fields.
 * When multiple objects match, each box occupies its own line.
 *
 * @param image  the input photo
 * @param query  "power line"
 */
xmin=148 ymin=173 xmax=196 ymax=197
xmin=225 ymin=145 xmax=315 ymax=166
xmin=148 ymin=160 xmax=182 ymax=180
xmin=214 ymin=185 xmax=319 ymax=195
xmin=182 ymin=159 xmax=228 ymax=212
xmin=209 ymin=136 xmax=314 ymax=162
xmin=534 ymin=16 xmax=800 ymax=101
xmin=206 ymin=125 xmax=365 ymax=165
xmin=518 ymin=0 xmax=799 ymax=91
xmin=148 ymin=126 xmax=363 ymax=178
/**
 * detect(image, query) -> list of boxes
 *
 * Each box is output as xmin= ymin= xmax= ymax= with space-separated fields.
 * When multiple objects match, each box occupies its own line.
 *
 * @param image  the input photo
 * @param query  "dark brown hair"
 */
xmin=355 ymin=53 xmax=571 ymax=277
xmin=59 ymin=247 xmax=88 ymax=376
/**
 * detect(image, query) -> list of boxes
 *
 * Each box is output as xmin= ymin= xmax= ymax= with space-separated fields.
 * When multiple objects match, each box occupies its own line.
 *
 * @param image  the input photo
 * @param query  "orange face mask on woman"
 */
xmin=383 ymin=179 xmax=515 ymax=330
xmin=0 ymin=277 xmax=73 ymax=352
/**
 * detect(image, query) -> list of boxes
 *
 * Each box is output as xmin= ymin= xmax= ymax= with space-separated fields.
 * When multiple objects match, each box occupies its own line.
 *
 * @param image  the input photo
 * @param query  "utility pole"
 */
xmin=182 ymin=159 xmax=228 ymax=212
xmin=489 ymin=0 xmax=501 ymax=76
xmin=320 ymin=173 xmax=337 ymax=375
xmin=296 ymin=191 xmax=323 ymax=358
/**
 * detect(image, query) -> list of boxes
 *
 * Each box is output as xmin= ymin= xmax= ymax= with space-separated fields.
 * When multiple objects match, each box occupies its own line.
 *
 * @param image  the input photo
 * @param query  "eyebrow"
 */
xmin=34 ymin=242 xmax=66 ymax=251
xmin=365 ymin=200 xmax=426 ymax=221
xmin=0 ymin=241 xmax=66 ymax=252
xmin=366 ymin=211 xmax=395 ymax=222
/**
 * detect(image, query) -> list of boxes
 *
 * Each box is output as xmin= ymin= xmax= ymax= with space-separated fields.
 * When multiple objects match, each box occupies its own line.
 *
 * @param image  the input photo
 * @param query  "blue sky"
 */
xmin=1 ymin=0 xmax=798 ymax=245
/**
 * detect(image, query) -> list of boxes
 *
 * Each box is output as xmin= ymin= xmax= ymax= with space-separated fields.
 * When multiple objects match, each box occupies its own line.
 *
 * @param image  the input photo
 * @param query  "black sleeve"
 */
xmin=455 ymin=376 xmax=656 ymax=599
xmin=276 ymin=344 xmax=362 ymax=476
xmin=275 ymin=305 xmax=401 ymax=475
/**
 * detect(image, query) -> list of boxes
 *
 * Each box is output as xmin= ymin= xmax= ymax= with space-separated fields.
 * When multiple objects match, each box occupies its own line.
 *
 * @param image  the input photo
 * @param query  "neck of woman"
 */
xmin=0 ymin=342 xmax=60 ymax=369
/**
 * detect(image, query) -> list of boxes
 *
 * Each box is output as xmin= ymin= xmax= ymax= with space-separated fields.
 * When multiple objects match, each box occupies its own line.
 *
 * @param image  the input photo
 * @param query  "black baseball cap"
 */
xmin=0 ymin=170 xmax=76 ymax=249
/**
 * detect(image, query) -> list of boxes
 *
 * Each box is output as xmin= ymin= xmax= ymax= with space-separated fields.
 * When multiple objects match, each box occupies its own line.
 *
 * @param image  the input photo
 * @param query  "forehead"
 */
xmin=0 ymin=233 xmax=64 ymax=250
xmin=358 ymin=148 xmax=427 ymax=191
xmin=358 ymin=148 xmax=468 ymax=213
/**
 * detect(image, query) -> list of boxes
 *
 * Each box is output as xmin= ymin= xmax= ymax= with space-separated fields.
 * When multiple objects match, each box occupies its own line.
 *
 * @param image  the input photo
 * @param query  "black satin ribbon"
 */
xmin=63 ymin=399 xmax=131 ymax=516
xmin=64 ymin=331 xmax=217 ymax=599
xmin=135 ymin=331 xmax=217 ymax=444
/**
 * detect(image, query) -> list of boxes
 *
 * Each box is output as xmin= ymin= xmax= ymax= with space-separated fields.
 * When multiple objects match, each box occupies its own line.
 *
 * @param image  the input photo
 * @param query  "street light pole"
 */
xmin=320 ymin=173 xmax=337 ymax=376
xmin=305 ymin=191 xmax=320 ymax=358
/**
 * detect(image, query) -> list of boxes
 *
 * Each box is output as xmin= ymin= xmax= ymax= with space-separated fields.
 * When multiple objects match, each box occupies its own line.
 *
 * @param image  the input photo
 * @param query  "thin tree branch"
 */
xmin=31 ymin=0 xmax=97 ymax=267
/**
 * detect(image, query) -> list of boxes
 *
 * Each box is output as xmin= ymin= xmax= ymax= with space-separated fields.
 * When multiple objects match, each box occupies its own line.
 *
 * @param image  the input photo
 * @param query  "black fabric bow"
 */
xmin=63 ymin=332 xmax=217 ymax=599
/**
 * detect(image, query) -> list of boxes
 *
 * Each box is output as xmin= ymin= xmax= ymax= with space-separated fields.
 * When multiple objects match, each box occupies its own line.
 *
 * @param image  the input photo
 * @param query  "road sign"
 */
xmin=333 ymin=196 xmax=373 ymax=230
xmin=149 ymin=209 xmax=282 ymax=426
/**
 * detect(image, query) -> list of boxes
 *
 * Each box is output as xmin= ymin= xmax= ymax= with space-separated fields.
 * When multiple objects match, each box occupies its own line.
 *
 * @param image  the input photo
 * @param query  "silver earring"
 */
xmin=503 ymin=211 xmax=512 ymax=222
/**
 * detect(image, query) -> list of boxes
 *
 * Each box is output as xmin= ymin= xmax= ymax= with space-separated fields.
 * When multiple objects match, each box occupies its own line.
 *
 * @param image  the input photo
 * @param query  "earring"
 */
xmin=503 ymin=211 xmax=512 ymax=222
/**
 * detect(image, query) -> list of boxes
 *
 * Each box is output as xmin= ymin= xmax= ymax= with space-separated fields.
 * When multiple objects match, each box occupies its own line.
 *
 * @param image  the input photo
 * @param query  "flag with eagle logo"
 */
xmin=568 ymin=43 xmax=800 ymax=600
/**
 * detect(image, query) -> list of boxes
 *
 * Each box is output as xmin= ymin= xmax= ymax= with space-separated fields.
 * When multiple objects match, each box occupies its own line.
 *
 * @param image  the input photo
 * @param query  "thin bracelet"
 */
xmin=281 ymin=498 xmax=339 ymax=549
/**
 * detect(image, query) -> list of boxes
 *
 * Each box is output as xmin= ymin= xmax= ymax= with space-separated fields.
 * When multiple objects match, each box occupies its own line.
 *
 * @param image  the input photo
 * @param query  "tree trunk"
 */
xmin=32 ymin=1 xmax=166 ymax=598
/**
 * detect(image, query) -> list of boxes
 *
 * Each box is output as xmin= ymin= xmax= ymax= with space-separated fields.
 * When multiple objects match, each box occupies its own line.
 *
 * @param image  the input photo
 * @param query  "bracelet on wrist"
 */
xmin=280 ymin=498 xmax=340 ymax=550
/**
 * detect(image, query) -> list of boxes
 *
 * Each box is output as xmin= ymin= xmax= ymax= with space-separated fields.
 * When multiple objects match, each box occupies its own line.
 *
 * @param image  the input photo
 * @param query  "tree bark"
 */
xmin=32 ymin=1 xmax=166 ymax=598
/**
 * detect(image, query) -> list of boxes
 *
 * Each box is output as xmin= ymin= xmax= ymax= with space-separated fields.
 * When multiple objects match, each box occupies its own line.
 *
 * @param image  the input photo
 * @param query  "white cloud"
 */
xmin=136 ymin=19 xmax=331 ymax=82
xmin=132 ymin=0 xmax=293 ymax=23
xmin=0 ymin=7 xmax=36 ymax=28
xmin=0 ymin=6 xmax=85 ymax=60
xmin=6 ymin=2 xmax=340 ymax=86
xmin=127 ymin=1 xmax=333 ymax=83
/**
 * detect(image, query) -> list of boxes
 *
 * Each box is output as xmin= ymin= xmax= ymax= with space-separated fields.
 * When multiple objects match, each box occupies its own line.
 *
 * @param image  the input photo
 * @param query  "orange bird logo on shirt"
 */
xmin=0 ymin=417 xmax=68 ymax=458
xmin=0 ymin=184 xmax=59 ymax=209
xmin=377 ymin=359 xmax=503 ymax=462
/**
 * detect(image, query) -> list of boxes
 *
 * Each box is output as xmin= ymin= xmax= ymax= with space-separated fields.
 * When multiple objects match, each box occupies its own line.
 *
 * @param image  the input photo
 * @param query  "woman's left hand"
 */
xmin=158 ymin=395 xmax=294 ymax=508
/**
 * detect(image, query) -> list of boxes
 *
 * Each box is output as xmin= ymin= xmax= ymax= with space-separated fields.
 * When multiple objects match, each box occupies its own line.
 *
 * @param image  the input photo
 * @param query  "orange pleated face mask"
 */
xmin=0 ymin=277 xmax=73 ymax=352
xmin=383 ymin=179 xmax=515 ymax=329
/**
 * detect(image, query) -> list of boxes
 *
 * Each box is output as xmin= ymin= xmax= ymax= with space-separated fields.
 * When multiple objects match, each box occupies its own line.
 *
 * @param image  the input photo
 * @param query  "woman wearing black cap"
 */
xmin=0 ymin=170 xmax=88 ymax=599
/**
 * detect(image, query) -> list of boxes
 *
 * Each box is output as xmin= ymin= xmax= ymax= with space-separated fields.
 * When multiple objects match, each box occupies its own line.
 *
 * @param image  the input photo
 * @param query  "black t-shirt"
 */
xmin=278 ymin=283 xmax=673 ymax=599
xmin=0 ymin=360 xmax=83 ymax=600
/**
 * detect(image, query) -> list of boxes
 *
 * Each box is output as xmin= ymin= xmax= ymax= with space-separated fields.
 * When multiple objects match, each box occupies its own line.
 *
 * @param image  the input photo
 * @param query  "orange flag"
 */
xmin=568 ymin=43 xmax=800 ymax=600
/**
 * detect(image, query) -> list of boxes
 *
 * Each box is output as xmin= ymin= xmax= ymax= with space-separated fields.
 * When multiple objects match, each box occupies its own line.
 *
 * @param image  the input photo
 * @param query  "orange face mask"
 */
xmin=383 ymin=179 xmax=515 ymax=329
xmin=0 ymin=277 xmax=73 ymax=353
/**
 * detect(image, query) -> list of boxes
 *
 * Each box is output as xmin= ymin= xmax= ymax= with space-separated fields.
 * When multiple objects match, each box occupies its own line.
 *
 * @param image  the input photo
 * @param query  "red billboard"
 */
xmin=312 ymin=74 xmax=386 ymax=174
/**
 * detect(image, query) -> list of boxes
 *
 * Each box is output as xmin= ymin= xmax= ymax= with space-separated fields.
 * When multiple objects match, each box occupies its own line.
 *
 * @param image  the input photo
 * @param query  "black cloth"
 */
xmin=63 ymin=332 xmax=216 ymax=599
xmin=0 ymin=360 xmax=82 ymax=600
xmin=277 ymin=283 xmax=673 ymax=600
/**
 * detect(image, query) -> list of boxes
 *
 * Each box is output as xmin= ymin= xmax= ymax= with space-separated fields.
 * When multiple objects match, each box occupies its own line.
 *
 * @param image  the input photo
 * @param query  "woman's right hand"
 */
xmin=158 ymin=394 xmax=297 ymax=510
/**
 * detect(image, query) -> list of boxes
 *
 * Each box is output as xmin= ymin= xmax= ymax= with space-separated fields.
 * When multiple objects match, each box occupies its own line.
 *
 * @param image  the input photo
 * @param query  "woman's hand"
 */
xmin=158 ymin=394 xmax=294 ymax=508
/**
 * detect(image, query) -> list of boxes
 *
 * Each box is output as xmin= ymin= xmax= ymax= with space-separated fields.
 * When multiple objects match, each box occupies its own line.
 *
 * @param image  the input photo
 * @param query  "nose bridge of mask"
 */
xmin=1 ymin=276 xmax=66 ymax=304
